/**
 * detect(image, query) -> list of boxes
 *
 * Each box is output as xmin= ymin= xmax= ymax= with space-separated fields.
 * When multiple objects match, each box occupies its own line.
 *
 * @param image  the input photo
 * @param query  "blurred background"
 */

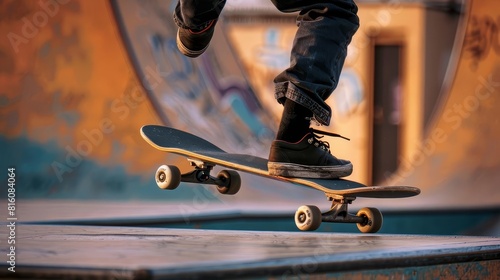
xmin=1 ymin=0 xmax=499 ymax=235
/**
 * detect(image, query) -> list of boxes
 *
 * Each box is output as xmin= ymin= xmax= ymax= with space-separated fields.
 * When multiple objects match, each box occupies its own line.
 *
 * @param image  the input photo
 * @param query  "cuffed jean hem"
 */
xmin=275 ymin=82 xmax=332 ymax=126
xmin=173 ymin=14 xmax=214 ymax=30
xmin=173 ymin=0 xmax=225 ymax=30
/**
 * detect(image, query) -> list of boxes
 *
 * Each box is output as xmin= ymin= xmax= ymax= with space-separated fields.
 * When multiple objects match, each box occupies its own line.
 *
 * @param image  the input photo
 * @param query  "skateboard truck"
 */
xmin=322 ymin=195 xmax=365 ymax=224
xmin=155 ymin=160 xmax=241 ymax=195
xmin=181 ymin=159 xmax=220 ymax=184
xmin=294 ymin=194 xmax=383 ymax=233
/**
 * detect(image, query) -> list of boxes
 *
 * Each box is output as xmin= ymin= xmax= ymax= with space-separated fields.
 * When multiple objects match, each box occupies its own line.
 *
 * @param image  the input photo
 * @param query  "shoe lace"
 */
xmin=308 ymin=128 xmax=350 ymax=153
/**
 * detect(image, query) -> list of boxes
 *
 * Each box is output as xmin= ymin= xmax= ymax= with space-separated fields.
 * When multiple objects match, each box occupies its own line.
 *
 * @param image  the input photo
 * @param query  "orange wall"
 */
xmin=0 ymin=0 xmax=167 ymax=198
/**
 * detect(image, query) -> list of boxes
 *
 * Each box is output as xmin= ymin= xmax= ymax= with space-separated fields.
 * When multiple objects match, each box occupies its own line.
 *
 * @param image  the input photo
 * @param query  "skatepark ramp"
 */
xmin=0 ymin=0 xmax=284 ymax=203
xmin=1 ymin=224 xmax=499 ymax=279
xmin=386 ymin=0 xmax=500 ymax=211
xmin=0 ymin=0 xmax=499 ymax=233
xmin=1 ymin=0 xmax=169 ymax=199
xmin=0 ymin=0 xmax=499 ymax=279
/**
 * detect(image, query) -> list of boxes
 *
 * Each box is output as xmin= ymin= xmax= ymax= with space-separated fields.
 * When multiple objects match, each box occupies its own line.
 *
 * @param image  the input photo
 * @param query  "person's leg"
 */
xmin=173 ymin=0 xmax=226 ymax=57
xmin=268 ymin=0 xmax=360 ymax=178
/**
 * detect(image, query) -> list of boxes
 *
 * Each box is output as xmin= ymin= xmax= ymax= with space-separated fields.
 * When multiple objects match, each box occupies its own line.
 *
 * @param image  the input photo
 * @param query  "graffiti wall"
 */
xmin=113 ymin=0 xmax=276 ymax=157
xmin=390 ymin=0 xmax=500 ymax=208
xmin=0 ymin=0 xmax=302 ymax=203
xmin=0 ymin=0 xmax=177 ymax=199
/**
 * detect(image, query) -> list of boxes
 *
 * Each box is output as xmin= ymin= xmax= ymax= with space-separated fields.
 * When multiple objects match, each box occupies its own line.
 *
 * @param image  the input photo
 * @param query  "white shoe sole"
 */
xmin=268 ymin=162 xmax=353 ymax=179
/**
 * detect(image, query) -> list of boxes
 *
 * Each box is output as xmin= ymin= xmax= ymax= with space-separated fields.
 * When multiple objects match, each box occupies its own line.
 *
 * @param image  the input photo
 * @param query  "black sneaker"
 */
xmin=176 ymin=20 xmax=216 ymax=58
xmin=268 ymin=128 xmax=353 ymax=179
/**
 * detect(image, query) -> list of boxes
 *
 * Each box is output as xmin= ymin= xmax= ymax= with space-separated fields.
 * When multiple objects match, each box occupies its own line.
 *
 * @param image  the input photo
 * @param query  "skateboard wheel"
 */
xmin=155 ymin=165 xmax=181 ymax=190
xmin=356 ymin=207 xmax=383 ymax=233
xmin=216 ymin=170 xmax=241 ymax=195
xmin=295 ymin=205 xmax=322 ymax=231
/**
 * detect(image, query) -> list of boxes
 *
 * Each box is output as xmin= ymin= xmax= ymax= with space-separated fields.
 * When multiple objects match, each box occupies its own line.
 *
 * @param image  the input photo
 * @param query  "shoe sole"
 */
xmin=176 ymin=29 xmax=209 ymax=58
xmin=267 ymin=162 xmax=353 ymax=179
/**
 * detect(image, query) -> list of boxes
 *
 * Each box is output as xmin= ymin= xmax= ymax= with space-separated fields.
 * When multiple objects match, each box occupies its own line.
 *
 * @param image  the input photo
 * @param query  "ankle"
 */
xmin=276 ymin=99 xmax=312 ymax=143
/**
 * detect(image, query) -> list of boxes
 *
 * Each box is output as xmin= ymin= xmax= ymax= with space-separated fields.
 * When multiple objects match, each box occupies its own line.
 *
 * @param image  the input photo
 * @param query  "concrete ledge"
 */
xmin=0 ymin=225 xmax=498 ymax=279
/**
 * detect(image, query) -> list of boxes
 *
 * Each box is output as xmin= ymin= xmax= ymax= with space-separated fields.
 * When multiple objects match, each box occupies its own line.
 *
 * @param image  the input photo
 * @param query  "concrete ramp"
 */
xmin=111 ymin=0 xmax=276 ymax=151
xmin=0 ymin=0 xmax=172 ymax=199
xmin=388 ymin=0 xmax=500 ymax=209
xmin=1 ymin=0 xmax=498 ymax=231
xmin=0 ymin=0 xmax=293 ymax=203
xmin=0 ymin=225 xmax=498 ymax=279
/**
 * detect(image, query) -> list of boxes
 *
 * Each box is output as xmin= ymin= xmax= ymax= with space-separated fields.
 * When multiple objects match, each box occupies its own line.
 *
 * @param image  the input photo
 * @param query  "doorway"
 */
xmin=372 ymin=45 xmax=402 ymax=184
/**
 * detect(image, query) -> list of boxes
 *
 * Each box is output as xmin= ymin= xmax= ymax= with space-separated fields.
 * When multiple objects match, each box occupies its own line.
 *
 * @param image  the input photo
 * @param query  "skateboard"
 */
xmin=141 ymin=125 xmax=420 ymax=233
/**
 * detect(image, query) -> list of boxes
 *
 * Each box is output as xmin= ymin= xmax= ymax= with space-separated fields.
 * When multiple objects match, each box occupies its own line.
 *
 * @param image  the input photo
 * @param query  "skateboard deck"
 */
xmin=141 ymin=125 xmax=420 ymax=232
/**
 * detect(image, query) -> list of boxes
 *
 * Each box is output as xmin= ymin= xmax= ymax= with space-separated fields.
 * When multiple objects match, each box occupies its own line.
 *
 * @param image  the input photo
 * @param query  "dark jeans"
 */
xmin=173 ymin=0 xmax=359 ymax=126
